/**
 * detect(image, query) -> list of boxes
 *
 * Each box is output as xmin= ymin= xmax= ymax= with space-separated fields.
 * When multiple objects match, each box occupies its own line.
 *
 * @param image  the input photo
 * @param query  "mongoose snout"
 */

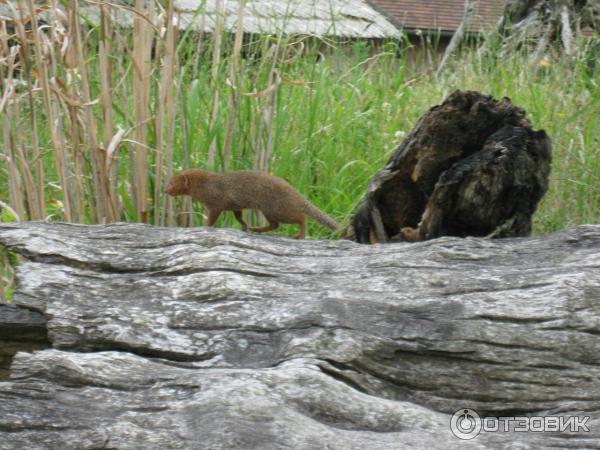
xmin=166 ymin=169 xmax=339 ymax=239
xmin=165 ymin=174 xmax=189 ymax=196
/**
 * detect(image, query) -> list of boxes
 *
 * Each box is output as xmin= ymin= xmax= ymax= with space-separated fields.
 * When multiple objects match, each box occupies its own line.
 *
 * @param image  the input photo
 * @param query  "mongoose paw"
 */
xmin=400 ymin=227 xmax=421 ymax=242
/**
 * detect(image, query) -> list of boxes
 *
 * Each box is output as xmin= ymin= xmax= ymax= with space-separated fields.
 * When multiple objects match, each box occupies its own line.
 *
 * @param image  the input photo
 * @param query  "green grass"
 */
xmin=1 ymin=22 xmax=599 ymax=240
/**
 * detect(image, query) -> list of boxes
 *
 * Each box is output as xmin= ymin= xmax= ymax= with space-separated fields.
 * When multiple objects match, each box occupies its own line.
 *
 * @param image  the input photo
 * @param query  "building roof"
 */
xmin=367 ymin=0 xmax=506 ymax=34
xmin=174 ymin=0 xmax=401 ymax=39
xmin=1 ymin=0 xmax=507 ymax=39
xmin=1 ymin=1 xmax=401 ymax=39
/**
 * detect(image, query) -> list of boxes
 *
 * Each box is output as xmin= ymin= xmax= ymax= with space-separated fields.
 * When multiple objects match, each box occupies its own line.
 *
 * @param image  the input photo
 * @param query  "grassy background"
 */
xmin=0 ymin=4 xmax=599 ymax=299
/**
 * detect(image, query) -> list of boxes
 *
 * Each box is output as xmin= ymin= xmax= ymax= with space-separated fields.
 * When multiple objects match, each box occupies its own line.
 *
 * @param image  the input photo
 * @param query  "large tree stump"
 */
xmin=0 ymin=222 xmax=599 ymax=448
xmin=350 ymin=90 xmax=552 ymax=244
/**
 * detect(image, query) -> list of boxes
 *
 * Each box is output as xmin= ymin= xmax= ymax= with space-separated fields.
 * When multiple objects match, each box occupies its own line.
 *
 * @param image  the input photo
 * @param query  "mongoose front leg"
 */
xmin=293 ymin=217 xmax=306 ymax=239
xmin=206 ymin=209 xmax=222 ymax=227
xmin=233 ymin=210 xmax=248 ymax=231
xmin=249 ymin=221 xmax=279 ymax=233
xmin=400 ymin=226 xmax=421 ymax=241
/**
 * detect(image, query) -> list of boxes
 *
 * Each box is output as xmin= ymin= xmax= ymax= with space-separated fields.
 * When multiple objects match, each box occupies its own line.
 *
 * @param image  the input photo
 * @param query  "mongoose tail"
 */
xmin=303 ymin=201 xmax=340 ymax=231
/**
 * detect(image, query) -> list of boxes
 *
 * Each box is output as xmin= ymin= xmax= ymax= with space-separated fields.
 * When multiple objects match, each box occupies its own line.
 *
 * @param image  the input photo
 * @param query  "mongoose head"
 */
xmin=165 ymin=171 xmax=191 ymax=196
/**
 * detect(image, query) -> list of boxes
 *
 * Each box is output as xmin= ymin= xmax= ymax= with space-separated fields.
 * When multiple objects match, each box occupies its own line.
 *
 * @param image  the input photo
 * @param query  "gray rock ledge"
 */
xmin=0 ymin=222 xmax=599 ymax=449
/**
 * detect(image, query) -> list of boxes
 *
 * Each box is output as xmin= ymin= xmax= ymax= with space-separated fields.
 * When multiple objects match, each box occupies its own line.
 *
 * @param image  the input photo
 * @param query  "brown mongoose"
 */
xmin=165 ymin=169 xmax=339 ymax=239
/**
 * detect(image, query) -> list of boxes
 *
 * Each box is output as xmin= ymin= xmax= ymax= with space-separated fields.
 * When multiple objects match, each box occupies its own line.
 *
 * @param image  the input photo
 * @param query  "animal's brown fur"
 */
xmin=165 ymin=169 xmax=339 ymax=239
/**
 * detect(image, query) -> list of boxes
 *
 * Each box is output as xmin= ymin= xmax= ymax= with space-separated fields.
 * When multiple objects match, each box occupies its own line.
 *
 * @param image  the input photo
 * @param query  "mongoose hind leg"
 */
xmin=249 ymin=220 xmax=279 ymax=233
xmin=206 ymin=209 xmax=222 ymax=227
xmin=293 ymin=217 xmax=306 ymax=239
xmin=233 ymin=210 xmax=248 ymax=231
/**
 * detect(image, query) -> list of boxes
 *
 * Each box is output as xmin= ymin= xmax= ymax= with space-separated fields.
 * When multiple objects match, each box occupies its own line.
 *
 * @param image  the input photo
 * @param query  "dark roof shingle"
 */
xmin=367 ymin=0 xmax=506 ymax=33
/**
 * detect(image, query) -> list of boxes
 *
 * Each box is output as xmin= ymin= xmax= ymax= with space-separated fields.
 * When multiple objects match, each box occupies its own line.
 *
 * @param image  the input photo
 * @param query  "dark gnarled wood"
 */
xmin=350 ymin=91 xmax=551 ymax=244
xmin=490 ymin=0 xmax=600 ymax=59
xmin=0 ymin=222 xmax=599 ymax=449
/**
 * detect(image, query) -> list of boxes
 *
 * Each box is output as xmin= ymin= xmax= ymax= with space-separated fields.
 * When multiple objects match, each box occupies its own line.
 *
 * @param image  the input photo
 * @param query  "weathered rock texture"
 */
xmin=1 ymin=222 xmax=599 ymax=449
xmin=350 ymin=90 xmax=552 ymax=244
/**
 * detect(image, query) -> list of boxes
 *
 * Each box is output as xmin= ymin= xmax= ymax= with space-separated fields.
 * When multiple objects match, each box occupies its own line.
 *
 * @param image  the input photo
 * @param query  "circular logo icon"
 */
xmin=450 ymin=408 xmax=482 ymax=440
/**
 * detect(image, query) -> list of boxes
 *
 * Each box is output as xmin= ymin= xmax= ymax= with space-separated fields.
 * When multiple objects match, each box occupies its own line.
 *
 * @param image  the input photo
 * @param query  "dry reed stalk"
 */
xmin=255 ymin=67 xmax=280 ymax=172
xmin=6 ymin=8 xmax=45 ymax=219
xmin=62 ymin=86 xmax=86 ymax=223
xmin=154 ymin=0 xmax=178 ymax=226
xmin=177 ymin=68 xmax=192 ymax=227
xmin=57 ymin=5 xmax=84 ymax=224
xmin=249 ymin=41 xmax=282 ymax=228
xmin=222 ymin=0 xmax=246 ymax=169
xmin=154 ymin=26 xmax=165 ymax=224
xmin=132 ymin=0 xmax=154 ymax=223
xmin=25 ymin=0 xmax=73 ymax=221
xmin=206 ymin=0 xmax=224 ymax=168
xmin=251 ymin=5 xmax=294 ymax=174
xmin=71 ymin=0 xmax=115 ymax=223
xmin=46 ymin=1 xmax=86 ymax=222
xmin=1 ymin=109 xmax=25 ymax=221
xmin=99 ymin=2 xmax=121 ymax=220
xmin=6 ymin=89 xmax=37 ymax=222
xmin=4 ymin=6 xmax=37 ymax=220
xmin=192 ymin=7 xmax=207 ymax=80
xmin=20 ymin=95 xmax=46 ymax=220
xmin=0 ymin=24 xmax=25 ymax=221
xmin=252 ymin=43 xmax=282 ymax=172
xmin=164 ymin=17 xmax=179 ymax=227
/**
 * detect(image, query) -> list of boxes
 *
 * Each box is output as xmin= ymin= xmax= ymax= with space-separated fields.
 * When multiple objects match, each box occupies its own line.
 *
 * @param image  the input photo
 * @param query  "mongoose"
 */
xmin=165 ymin=169 xmax=339 ymax=239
